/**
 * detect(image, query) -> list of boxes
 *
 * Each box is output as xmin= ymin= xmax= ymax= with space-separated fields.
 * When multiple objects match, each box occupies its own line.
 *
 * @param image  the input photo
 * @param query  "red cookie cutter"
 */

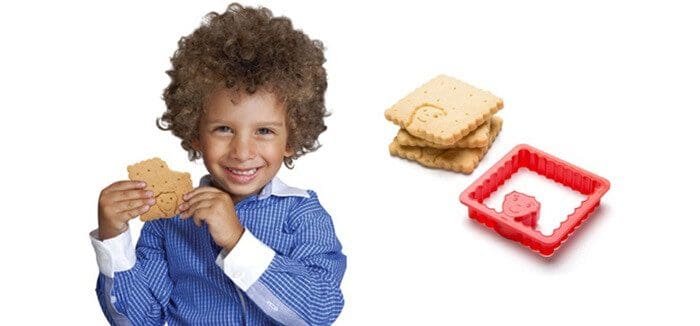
xmin=459 ymin=144 xmax=610 ymax=256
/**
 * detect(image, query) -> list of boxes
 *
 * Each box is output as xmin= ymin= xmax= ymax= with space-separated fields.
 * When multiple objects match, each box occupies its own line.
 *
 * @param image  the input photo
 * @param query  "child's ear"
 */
xmin=284 ymin=146 xmax=294 ymax=158
xmin=191 ymin=138 xmax=201 ymax=151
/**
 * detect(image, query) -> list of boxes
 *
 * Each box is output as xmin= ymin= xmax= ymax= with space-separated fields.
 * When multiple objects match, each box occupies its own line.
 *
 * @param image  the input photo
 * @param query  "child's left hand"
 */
xmin=178 ymin=187 xmax=244 ymax=252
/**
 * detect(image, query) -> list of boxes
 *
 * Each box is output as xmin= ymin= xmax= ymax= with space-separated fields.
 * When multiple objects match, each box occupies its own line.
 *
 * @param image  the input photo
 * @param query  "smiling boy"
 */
xmin=90 ymin=3 xmax=346 ymax=325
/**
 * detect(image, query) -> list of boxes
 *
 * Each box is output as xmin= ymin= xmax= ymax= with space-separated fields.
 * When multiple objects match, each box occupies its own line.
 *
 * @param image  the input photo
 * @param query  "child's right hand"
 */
xmin=97 ymin=180 xmax=156 ymax=240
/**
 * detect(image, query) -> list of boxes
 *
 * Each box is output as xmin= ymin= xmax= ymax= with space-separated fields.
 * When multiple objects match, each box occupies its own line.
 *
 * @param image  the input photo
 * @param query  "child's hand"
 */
xmin=97 ymin=180 xmax=155 ymax=240
xmin=178 ymin=187 xmax=244 ymax=252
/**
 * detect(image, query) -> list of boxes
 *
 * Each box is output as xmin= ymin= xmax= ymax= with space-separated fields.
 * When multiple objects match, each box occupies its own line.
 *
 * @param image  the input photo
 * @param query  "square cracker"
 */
xmin=396 ymin=118 xmax=491 ymax=149
xmin=389 ymin=116 xmax=503 ymax=174
xmin=384 ymin=74 xmax=502 ymax=146
xmin=127 ymin=157 xmax=193 ymax=221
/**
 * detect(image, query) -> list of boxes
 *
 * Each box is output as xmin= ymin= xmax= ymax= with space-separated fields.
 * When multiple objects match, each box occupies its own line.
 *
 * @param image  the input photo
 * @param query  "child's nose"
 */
xmin=229 ymin=137 xmax=256 ymax=160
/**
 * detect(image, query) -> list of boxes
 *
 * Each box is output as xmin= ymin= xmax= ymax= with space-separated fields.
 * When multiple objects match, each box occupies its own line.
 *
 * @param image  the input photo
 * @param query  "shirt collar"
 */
xmin=198 ymin=175 xmax=310 ymax=200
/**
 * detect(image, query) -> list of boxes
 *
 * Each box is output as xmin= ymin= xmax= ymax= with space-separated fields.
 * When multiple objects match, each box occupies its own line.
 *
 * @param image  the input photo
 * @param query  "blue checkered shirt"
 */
xmin=90 ymin=176 xmax=346 ymax=325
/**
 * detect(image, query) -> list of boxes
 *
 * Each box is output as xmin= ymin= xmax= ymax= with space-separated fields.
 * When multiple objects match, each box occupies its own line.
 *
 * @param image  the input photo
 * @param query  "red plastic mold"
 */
xmin=459 ymin=144 xmax=610 ymax=256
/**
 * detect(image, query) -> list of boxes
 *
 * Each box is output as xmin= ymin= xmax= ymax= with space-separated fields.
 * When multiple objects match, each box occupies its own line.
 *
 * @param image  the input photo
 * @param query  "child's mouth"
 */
xmin=224 ymin=167 xmax=260 ymax=184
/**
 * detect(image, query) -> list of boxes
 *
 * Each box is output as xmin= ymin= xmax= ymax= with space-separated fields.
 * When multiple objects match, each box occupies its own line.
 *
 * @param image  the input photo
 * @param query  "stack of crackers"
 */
xmin=385 ymin=75 xmax=503 ymax=174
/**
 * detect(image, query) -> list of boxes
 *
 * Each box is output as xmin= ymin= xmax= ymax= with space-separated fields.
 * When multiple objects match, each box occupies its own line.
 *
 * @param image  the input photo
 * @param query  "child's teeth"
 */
xmin=230 ymin=168 xmax=256 ymax=175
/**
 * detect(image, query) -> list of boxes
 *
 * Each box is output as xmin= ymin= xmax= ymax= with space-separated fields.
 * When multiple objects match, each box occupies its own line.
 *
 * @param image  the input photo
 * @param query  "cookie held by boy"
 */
xmin=127 ymin=157 xmax=193 ymax=221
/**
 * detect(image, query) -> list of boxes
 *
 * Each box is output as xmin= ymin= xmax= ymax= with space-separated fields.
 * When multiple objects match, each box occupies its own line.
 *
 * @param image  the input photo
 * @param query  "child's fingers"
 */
xmin=115 ymin=198 xmax=156 ymax=214
xmin=179 ymin=201 xmax=212 ymax=219
xmin=105 ymin=180 xmax=147 ymax=194
xmin=179 ymin=201 xmax=212 ymax=222
xmin=191 ymin=208 xmax=211 ymax=227
xmin=178 ymin=192 xmax=216 ymax=213
xmin=182 ymin=186 xmax=222 ymax=201
xmin=193 ymin=215 xmax=205 ymax=227
xmin=117 ymin=202 xmax=152 ymax=221
xmin=113 ymin=189 xmax=154 ymax=203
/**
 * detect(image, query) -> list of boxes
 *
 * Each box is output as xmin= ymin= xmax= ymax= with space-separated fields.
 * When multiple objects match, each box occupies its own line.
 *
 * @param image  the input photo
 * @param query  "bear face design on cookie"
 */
xmin=156 ymin=192 xmax=178 ymax=217
xmin=127 ymin=157 xmax=193 ymax=221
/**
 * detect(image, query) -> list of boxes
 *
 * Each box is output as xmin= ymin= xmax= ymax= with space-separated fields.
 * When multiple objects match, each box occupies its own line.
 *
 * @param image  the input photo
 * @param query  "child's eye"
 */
xmin=257 ymin=128 xmax=274 ymax=135
xmin=215 ymin=126 xmax=232 ymax=133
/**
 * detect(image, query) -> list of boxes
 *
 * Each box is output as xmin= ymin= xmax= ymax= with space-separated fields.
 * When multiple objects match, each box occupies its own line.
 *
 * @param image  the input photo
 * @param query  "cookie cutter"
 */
xmin=459 ymin=144 xmax=610 ymax=256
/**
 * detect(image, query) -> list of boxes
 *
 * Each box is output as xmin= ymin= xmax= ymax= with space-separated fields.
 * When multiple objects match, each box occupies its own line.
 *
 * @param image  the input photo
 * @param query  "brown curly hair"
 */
xmin=156 ymin=3 xmax=329 ymax=168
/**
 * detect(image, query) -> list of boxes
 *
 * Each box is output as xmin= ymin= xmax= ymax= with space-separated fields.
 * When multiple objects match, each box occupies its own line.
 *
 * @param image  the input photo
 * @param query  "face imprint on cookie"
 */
xmin=194 ymin=88 xmax=293 ymax=203
xmin=127 ymin=157 xmax=193 ymax=221
xmin=156 ymin=192 xmax=178 ymax=216
xmin=413 ymin=105 xmax=446 ymax=123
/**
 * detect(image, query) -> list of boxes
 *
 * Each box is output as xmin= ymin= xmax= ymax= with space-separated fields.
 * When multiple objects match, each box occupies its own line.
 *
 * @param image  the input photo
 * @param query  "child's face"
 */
xmin=193 ymin=88 xmax=293 ymax=203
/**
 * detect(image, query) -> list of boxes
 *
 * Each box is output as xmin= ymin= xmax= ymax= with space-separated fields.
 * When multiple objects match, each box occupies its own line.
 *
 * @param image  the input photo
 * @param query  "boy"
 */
xmin=89 ymin=3 xmax=345 ymax=325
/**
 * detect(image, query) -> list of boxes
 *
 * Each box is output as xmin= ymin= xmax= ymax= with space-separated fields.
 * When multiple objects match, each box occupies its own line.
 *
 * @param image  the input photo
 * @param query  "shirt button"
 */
xmin=110 ymin=295 xmax=117 ymax=303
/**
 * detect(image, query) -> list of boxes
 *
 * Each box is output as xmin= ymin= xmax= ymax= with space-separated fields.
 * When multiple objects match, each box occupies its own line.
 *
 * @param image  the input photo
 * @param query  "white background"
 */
xmin=1 ymin=0 xmax=698 ymax=324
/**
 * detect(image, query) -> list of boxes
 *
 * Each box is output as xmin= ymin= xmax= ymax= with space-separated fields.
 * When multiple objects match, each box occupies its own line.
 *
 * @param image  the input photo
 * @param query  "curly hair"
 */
xmin=156 ymin=3 xmax=329 ymax=168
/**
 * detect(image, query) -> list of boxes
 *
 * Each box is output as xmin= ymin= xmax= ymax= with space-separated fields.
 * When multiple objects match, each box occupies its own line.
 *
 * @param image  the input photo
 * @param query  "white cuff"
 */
xmin=215 ymin=230 xmax=275 ymax=291
xmin=89 ymin=228 xmax=136 ymax=278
